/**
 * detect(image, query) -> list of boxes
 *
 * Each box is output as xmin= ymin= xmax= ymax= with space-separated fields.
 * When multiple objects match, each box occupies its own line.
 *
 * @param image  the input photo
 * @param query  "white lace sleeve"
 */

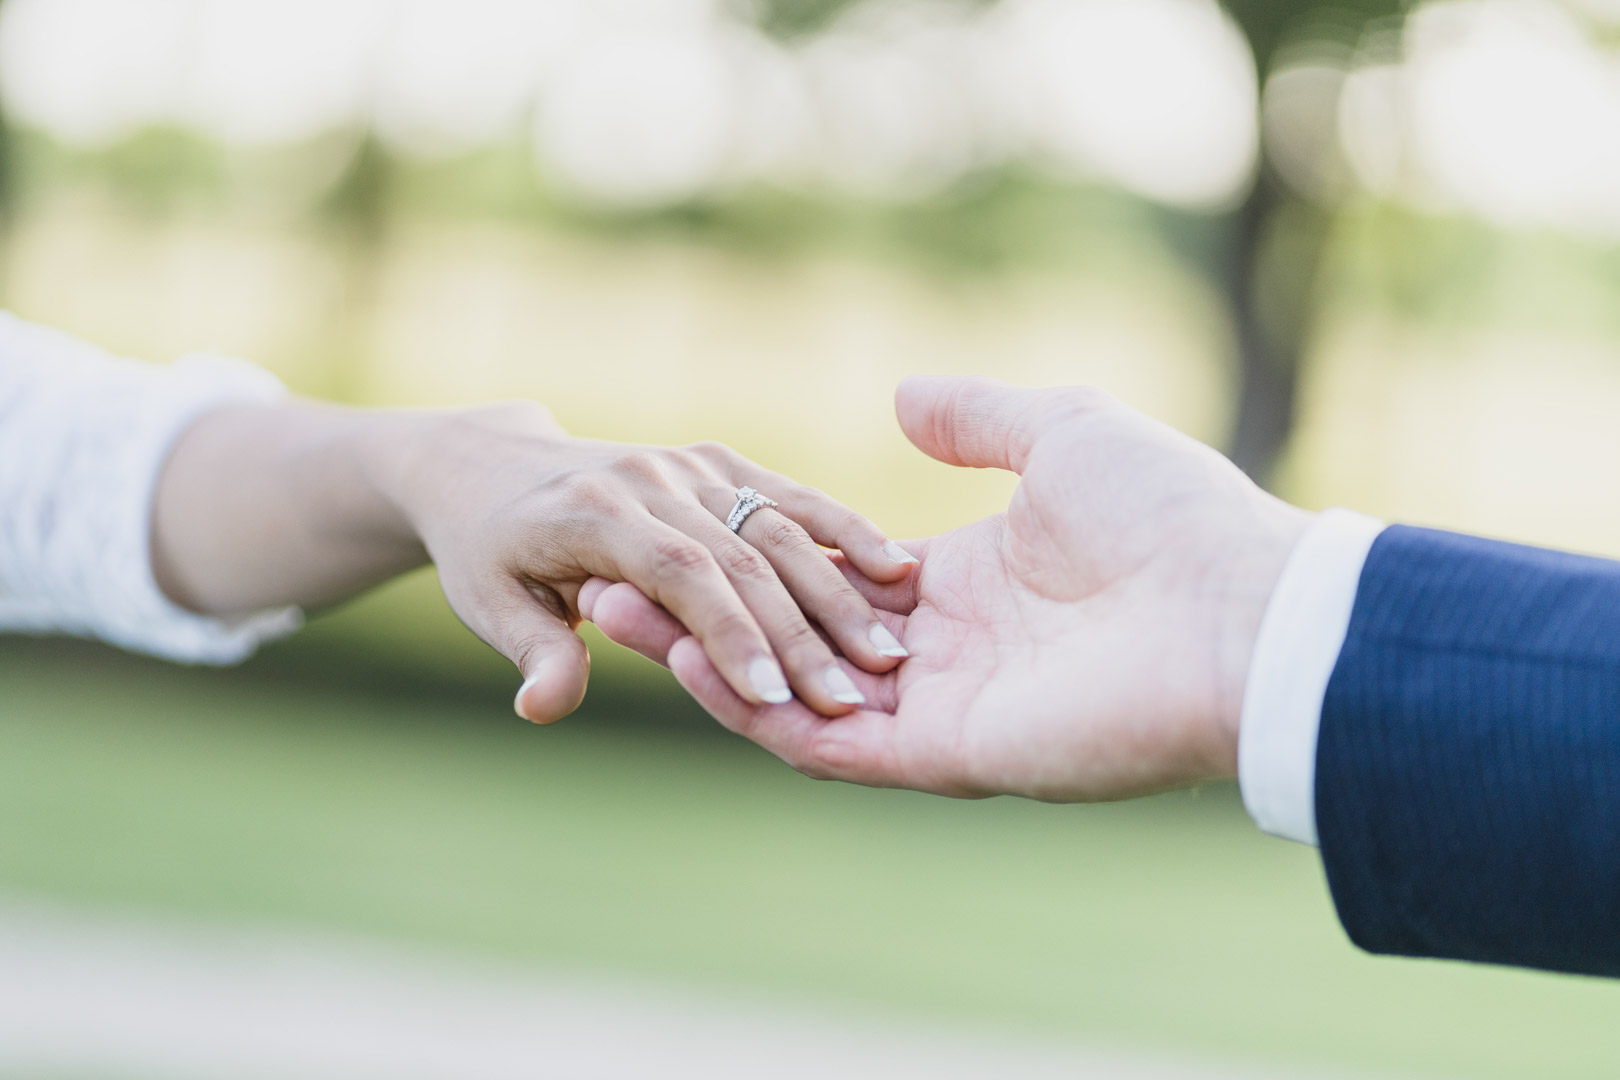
xmin=0 ymin=312 xmax=303 ymax=664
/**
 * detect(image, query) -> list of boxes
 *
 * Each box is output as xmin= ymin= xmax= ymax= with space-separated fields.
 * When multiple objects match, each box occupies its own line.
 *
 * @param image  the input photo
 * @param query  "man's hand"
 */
xmin=584 ymin=376 xmax=1309 ymax=801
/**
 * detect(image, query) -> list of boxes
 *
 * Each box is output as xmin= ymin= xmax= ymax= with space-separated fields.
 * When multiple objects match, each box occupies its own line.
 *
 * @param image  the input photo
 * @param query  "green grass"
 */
xmin=2 ymin=634 xmax=1618 ymax=1078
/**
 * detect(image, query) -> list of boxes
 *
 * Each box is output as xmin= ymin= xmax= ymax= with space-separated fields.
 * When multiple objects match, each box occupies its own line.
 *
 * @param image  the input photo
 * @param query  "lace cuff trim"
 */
xmin=0 ymin=331 xmax=303 ymax=664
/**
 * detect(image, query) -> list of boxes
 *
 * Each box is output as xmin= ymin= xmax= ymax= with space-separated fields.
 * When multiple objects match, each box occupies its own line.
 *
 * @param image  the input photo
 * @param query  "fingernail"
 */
xmin=884 ymin=540 xmax=920 ymax=566
xmin=514 ymin=674 xmax=541 ymax=722
xmin=749 ymin=657 xmax=793 ymax=705
xmin=824 ymin=665 xmax=866 ymax=705
xmin=868 ymin=623 xmax=909 ymax=658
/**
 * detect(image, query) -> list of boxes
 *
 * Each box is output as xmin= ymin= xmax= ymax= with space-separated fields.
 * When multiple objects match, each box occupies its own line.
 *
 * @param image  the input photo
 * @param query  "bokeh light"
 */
xmin=1266 ymin=0 xmax=1620 ymax=238
xmin=0 ymin=0 xmax=1265 ymax=209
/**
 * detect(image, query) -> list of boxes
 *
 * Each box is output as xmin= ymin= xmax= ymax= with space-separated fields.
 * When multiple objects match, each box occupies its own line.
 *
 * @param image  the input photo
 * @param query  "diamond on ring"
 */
xmin=726 ymin=486 xmax=778 ymax=533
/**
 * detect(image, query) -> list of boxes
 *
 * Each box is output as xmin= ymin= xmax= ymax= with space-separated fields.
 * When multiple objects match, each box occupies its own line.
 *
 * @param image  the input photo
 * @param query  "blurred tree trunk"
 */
xmin=1222 ymin=174 xmax=1332 ymax=483
xmin=1217 ymin=0 xmax=1403 ymax=485
xmin=1220 ymin=2 xmax=1310 ymax=486
xmin=1225 ymin=177 xmax=1291 ymax=482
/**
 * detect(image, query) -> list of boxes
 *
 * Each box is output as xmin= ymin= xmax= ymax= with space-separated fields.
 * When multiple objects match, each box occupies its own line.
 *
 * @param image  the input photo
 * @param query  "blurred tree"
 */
xmin=1220 ymin=0 xmax=1404 ymax=483
xmin=755 ymin=0 xmax=1407 ymax=485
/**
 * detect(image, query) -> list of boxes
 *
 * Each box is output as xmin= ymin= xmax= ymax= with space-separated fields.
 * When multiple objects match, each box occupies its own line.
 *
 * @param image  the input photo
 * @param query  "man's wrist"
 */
xmin=1236 ymin=508 xmax=1386 ymax=843
xmin=1211 ymin=498 xmax=1316 ymax=767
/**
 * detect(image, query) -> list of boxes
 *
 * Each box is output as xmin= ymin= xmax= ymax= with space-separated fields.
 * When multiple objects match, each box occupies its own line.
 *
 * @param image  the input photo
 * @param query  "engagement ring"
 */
xmin=725 ymin=486 xmax=778 ymax=533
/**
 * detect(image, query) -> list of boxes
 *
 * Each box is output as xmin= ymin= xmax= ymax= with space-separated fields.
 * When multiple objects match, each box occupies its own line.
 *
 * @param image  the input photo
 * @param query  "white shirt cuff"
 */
xmin=1238 ymin=508 xmax=1386 ymax=845
xmin=0 ymin=313 xmax=304 ymax=664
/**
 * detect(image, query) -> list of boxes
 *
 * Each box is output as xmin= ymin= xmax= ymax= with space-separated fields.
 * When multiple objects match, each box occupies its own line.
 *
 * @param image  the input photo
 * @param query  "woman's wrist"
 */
xmin=349 ymin=407 xmax=446 ymax=551
xmin=361 ymin=401 xmax=569 ymax=554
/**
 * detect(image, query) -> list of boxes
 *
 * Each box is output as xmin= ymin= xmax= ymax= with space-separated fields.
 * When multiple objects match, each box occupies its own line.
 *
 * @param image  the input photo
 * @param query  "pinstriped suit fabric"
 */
xmin=1317 ymin=525 xmax=1620 ymax=976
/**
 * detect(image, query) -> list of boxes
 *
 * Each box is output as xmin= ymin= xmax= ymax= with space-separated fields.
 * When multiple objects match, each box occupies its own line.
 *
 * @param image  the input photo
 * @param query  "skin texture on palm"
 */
xmin=583 ymin=376 xmax=1310 ymax=802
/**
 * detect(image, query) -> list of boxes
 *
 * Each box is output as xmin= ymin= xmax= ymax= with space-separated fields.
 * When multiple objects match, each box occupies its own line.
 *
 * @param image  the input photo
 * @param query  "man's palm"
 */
xmin=591 ymin=377 xmax=1305 ymax=802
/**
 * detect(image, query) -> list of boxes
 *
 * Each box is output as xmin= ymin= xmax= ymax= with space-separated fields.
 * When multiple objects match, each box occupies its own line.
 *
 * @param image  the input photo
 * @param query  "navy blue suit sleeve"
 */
xmin=1317 ymin=525 xmax=1620 ymax=977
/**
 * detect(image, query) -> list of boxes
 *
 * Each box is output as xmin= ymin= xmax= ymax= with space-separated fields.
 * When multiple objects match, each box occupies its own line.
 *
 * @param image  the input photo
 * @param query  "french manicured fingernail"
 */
xmin=884 ymin=540 xmax=920 ymax=566
xmin=824 ymin=665 xmax=866 ymax=705
xmin=868 ymin=623 xmax=908 ymax=658
xmin=514 ymin=674 xmax=541 ymax=722
xmin=749 ymin=657 xmax=793 ymax=705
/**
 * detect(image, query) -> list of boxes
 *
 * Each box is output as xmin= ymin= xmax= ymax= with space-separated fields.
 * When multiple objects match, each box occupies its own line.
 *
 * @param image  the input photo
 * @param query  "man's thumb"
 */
xmin=895 ymin=375 xmax=1088 ymax=474
xmin=504 ymin=598 xmax=591 ymax=725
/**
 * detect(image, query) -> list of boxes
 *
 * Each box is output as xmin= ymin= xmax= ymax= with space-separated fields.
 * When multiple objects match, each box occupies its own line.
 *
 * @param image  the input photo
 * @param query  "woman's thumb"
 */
xmin=503 ymin=598 xmax=591 ymax=724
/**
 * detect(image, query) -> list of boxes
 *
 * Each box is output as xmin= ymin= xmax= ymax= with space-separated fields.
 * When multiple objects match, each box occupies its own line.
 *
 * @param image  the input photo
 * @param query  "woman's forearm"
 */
xmin=151 ymin=401 xmax=431 ymax=616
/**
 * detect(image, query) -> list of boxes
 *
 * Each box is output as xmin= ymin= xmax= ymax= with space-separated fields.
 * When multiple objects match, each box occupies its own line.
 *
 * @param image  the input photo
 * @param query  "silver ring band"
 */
xmin=726 ymin=486 xmax=778 ymax=533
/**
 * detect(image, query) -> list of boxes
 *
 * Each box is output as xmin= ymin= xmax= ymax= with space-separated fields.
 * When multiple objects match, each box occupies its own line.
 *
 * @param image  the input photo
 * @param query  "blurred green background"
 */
xmin=4 ymin=0 xmax=1620 ymax=1075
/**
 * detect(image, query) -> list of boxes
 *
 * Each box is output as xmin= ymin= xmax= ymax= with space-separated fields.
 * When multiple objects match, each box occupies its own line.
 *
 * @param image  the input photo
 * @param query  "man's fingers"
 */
xmin=498 ymin=586 xmax=591 ymax=725
xmin=827 ymin=548 xmax=925 ymax=615
xmin=588 ymin=575 xmax=904 ymax=712
xmin=666 ymin=635 xmax=903 ymax=787
xmin=667 ymin=635 xmax=796 ymax=739
xmin=894 ymin=375 xmax=1106 ymax=474
xmin=584 ymin=578 xmax=686 ymax=666
xmin=576 ymin=576 xmax=613 ymax=621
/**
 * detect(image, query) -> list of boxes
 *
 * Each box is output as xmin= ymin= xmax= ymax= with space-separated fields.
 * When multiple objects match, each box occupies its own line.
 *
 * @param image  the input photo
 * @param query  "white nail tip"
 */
xmin=868 ymin=624 xmax=909 ymax=658
xmin=884 ymin=541 xmax=920 ymax=565
xmin=749 ymin=658 xmax=793 ymax=705
xmin=824 ymin=666 xmax=866 ymax=705
xmin=514 ymin=675 xmax=541 ymax=719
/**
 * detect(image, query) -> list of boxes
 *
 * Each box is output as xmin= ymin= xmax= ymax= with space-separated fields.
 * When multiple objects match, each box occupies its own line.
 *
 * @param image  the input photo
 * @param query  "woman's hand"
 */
xmin=153 ymin=397 xmax=915 ymax=724
xmin=382 ymin=403 xmax=917 ymax=723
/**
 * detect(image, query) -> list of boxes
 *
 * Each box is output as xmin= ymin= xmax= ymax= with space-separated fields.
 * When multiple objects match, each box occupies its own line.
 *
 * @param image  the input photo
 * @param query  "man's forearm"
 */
xmin=151 ymin=401 xmax=431 ymax=616
xmin=1317 ymin=525 xmax=1620 ymax=977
